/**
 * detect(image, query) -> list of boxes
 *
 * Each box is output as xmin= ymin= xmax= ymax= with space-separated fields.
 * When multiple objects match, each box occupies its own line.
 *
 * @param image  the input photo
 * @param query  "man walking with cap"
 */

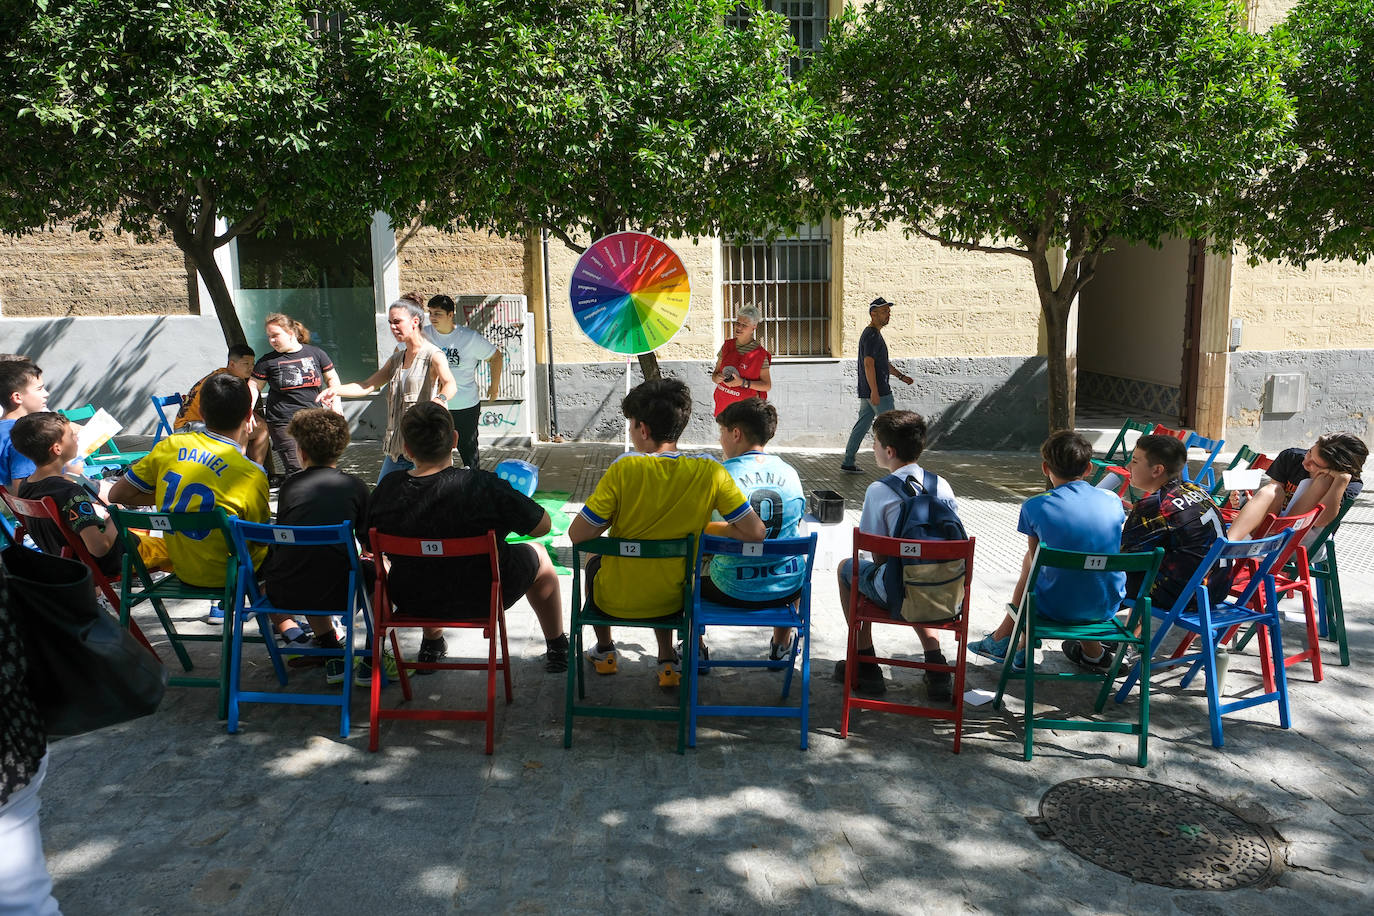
xmin=840 ymin=296 xmax=913 ymax=474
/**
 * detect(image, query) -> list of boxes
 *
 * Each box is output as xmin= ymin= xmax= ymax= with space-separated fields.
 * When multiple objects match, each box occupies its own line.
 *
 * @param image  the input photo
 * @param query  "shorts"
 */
xmin=839 ymin=557 xmax=891 ymax=613
xmin=700 ymin=575 xmax=802 ymax=610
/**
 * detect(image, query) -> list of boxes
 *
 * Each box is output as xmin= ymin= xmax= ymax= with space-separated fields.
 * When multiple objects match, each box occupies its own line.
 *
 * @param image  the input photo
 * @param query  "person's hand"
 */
xmin=724 ymin=375 xmax=742 ymax=388
xmin=431 ymin=394 xmax=449 ymax=407
xmin=869 ymin=394 xmax=880 ymax=407
xmin=486 ymin=384 xmax=500 ymax=402
xmin=316 ymin=387 xmax=336 ymax=407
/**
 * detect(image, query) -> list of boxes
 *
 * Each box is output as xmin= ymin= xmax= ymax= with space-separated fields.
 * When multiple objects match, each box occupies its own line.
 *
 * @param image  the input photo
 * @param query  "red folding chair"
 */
xmin=368 ymin=529 xmax=512 ymax=754
xmin=841 ymin=531 xmax=975 ymax=753
xmin=0 ymin=485 xmax=159 ymax=658
xmin=1152 ymin=424 xmax=1189 ymax=441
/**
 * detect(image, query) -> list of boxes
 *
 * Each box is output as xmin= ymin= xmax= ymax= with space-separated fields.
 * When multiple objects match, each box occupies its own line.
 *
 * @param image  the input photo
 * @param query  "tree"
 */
xmin=811 ymin=0 xmax=1293 ymax=430
xmin=0 ymin=0 xmax=382 ymax=346
xmin=357 ymin=0 xmax=841 ymax=378
xmin=1239 ymin=0 xmax=1374 ymax=266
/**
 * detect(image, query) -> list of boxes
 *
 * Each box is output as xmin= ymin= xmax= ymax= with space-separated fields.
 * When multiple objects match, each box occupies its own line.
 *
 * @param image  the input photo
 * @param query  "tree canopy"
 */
xmin=1 ymin=0 xmax=383 ymax=344
xmin=1240 ymin=0 xmax=1374 ymax=266
xmin=811 ymin=0 xmax=1293 ymax=429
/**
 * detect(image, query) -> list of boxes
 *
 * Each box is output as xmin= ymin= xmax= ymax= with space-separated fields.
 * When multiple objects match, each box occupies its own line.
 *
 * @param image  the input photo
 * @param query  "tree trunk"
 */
xmin=1041 ymin=301 xmax=1073 ymax=432
xmin=637 ymin=351 xmax=661 ymax=381
xmin=184 ymin=242 xmax=247 ymax=347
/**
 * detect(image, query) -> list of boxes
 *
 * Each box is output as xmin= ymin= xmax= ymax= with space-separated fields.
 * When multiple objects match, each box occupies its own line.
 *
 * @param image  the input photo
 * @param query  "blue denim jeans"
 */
xmin=842 ymin=394 xmax=895 ymax=465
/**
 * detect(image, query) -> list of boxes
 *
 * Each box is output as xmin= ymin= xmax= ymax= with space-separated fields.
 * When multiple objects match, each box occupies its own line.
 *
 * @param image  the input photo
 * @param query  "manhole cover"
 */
xmin=1031 ymin=777 xmax=1282 ymax=890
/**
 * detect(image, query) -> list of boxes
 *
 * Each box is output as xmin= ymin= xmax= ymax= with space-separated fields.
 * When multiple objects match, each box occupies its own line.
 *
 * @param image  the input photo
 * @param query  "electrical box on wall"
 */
xmin=1229 ymin=318 xmax=1243 ymax=351
xmin=1265 ymin=373 xmax=1306 ymax=414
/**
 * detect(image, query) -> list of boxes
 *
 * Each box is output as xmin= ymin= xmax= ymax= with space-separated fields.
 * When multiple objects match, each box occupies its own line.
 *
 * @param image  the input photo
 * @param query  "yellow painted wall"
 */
xmin=0 ymin=225 xmax=189 ymax=317
xmin=1230 ymin=253 xmax=1374 ymax=351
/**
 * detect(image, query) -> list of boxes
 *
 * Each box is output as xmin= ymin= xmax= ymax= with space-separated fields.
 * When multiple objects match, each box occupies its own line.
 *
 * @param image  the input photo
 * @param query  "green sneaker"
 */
xmin=354 ymin=648 xmax=399 ymax=686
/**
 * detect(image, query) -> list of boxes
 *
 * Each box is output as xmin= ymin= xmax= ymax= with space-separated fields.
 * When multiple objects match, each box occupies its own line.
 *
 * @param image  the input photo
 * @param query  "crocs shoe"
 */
xmin=587 ymin=644 xmax=618 ymax=675
xmin=657 ymin=658 xmax=682 ymax=689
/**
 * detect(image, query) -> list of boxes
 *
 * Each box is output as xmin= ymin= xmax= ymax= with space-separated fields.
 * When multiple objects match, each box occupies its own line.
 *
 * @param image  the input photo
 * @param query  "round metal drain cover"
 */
xmin=1033 ymin=777 xmax=1281 ymax=890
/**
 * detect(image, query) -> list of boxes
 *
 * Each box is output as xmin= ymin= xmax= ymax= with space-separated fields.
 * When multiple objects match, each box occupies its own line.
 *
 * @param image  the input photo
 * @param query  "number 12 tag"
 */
xmin=619 ymin=542 xmax=641 ymax=557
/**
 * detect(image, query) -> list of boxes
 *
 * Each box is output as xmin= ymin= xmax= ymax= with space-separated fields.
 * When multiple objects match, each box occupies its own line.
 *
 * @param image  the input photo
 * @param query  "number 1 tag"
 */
xmin=742 ymin=542 xmax=763 ymax=557
xmin=619 ymin=541 xmax=641 ymax=557
xmin=149 ymin=516 xmax=172 ymax=531
xmin=274 ymin=530 xmax=296 ymax=544
xmin=900 ymin=543 xmax=922 ymax=557
xmin=421 ymin=540 xmax=444 ymax=556
xmin=1083 ymin=555 xmax=1107 ymax=570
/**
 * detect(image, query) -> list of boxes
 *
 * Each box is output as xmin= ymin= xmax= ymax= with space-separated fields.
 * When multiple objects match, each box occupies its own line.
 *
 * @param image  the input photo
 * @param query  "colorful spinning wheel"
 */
xmin=569 ymin=232 xmax=691 ymax=355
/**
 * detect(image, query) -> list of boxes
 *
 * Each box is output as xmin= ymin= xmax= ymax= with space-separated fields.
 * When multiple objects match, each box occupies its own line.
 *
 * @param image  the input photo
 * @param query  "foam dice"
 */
xmin=495 ymin=458 xmax=539 ymax=497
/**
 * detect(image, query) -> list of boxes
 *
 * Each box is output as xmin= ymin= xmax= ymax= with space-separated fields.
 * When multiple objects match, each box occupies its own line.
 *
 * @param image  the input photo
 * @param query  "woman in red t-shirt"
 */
xmin=710 ymin=305 xmax=773 ymax=416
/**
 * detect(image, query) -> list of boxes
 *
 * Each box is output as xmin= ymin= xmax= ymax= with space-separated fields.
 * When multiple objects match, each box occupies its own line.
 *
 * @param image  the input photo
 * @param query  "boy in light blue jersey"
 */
xmin=707 ymin=399 xmax=807 ymax=659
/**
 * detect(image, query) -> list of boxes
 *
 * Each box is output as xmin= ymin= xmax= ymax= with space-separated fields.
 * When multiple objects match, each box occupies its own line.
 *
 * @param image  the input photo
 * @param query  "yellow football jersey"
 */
xmin=124 ymin=431 xmax=269 ymax=586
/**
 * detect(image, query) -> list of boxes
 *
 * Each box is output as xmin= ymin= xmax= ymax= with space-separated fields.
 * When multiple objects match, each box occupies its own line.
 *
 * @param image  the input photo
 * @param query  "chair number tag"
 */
xmin=1084 ymin=555 xmax=1107 ymax=570
xmin=421 ymin=540 xmax=444 ymax=555
xmin=900 ymin=543 xmax=922 ymax=557
xmin=149 ymin=516 xmax=172 ymax=531
xmin=619 ymin=542 xmax=641 ymax=557
xmin=274 ymin=530 xmax=296 ymax=544
xmin=742 ymin=542 xmax=763 ymax=557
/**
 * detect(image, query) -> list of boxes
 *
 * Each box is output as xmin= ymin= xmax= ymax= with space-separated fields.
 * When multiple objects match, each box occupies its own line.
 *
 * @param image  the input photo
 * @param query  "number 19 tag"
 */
xmin=421 ymin=540 xmax=443 ymax=555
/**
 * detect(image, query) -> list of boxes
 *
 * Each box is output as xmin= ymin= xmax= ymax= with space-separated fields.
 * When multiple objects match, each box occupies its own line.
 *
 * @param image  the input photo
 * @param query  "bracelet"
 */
xmin=743 ymin=378 xmax=750 ymax=389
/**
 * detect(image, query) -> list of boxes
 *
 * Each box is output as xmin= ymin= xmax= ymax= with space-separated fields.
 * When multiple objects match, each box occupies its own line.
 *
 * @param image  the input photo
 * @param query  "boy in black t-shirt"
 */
xmin=1228 ymin=433 xmax=1367 ymax=544
xmin=361 ymin=402 xmax=569 ymax=673
xmin=259 ymin=408 xmax=372 ymax=683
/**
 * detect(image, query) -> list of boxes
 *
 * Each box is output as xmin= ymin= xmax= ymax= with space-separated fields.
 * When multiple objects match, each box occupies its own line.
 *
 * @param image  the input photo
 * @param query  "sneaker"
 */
xmin=832 ymin=659 xmax=886 ymax=695
xmin=586 ymin=644 xmax=618 ymax=676
xmin=1011 ymin=649 xmax=1027 ymax=673
xmin=657 ymin=658 xmax=682 ymax=689
xmin=324 ymin=658 xmax=347 ymax=685
xmin=206 ymin=603 xmax=225 ymax=625
xmin=544 ymin=634 xmax=569 ymax=673
xmin=923 ymin=660 xmax=953 ymax=703
xmin=354 ymin=648 xmax=400 ymax=686
xmin=969 ymin=633 xmax=1009 ymax=663
xmin=768 ymin=637 xmax=794 ymax=664
xmin=1062 ymin=639 xmax=1114 ymax=673
xmin=676 ymin=640 xmax=710 ymax=676
xmin=839 ymin=464 xmax=862 ymax=475
xmin=413 ymin=637 xmax=447 ymax=675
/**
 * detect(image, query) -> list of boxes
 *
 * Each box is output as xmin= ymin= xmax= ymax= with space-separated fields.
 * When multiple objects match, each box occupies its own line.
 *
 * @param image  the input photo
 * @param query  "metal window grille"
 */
xmin=726 ymin=1 xmax=829 ymax=76
xmin=722 ymin=222 xmax=832 ymax=358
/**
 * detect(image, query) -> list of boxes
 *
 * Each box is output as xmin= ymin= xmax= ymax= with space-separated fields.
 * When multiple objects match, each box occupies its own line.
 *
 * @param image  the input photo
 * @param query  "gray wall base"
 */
xmin=1227 ymin=349 xmax=1374 ymax=453
xmin=534 ymin=356 xmax=1049 ymax=450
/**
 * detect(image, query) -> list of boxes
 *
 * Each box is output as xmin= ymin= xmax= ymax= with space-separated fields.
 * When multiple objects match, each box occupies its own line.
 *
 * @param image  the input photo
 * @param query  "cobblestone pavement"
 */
xmin=39 ymin=443 xmax=1374 ymax=914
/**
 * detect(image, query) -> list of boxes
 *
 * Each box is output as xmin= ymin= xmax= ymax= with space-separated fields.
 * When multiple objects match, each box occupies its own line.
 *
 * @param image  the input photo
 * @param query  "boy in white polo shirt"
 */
xmin=424 ymin=295 xmax=503 ymax=469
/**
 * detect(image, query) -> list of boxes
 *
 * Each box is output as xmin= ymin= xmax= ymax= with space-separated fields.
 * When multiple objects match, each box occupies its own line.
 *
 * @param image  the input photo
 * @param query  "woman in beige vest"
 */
xmin=325 ymin=299 xmax=458 ymax=482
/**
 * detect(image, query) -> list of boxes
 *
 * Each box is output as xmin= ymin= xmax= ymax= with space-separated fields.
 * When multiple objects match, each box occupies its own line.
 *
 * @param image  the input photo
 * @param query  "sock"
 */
xmin=595 ymin=641 xmax=615 ymax=654
xmin=279 ymin=625 xmax=306 ymax=644
xmin=547 ymin=634 xmax=568 ymax=648
xmin=1085 ymin=646 xmax=1108 ymax=663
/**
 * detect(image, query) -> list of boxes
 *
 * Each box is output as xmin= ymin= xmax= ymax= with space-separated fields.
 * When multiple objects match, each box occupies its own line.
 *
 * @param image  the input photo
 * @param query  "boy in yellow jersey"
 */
xmin=568 ymin=378 xmax=765 ymax=687
xmin=110 ymin=373 xmax=269 ymax=588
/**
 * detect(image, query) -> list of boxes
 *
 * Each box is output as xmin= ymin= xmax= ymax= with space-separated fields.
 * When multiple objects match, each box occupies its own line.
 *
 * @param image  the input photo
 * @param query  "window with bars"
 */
xmin=721 ymin=4 xmax=832 ymax=357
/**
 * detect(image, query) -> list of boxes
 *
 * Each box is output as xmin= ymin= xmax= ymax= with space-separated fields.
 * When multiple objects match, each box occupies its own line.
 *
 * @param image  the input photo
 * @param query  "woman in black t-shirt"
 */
xmin=1228 ymin=432 xmax=1367 ymax=542
xmin=251 ymin=313 xmax=341 ymax=478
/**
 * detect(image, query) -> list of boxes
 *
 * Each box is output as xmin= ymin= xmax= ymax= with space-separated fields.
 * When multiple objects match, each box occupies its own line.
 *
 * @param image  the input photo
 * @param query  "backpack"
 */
xmin=878 ymin=470 xmax=968 ymax=622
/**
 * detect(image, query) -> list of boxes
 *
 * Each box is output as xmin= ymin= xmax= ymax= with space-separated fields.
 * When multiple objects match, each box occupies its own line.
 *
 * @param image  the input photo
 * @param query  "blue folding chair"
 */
xmin=686 ymin=533 xmax=817 ymax=750
xmin=1116 ymin=529 xmax=1294 ymax=748
xmin=226 ymin=519 xmax=373 ymax=737
xmin=151 ymin=393 xmax=182 ymax=444
xmin=1181 ymin=431 xmax=1224 ymax=491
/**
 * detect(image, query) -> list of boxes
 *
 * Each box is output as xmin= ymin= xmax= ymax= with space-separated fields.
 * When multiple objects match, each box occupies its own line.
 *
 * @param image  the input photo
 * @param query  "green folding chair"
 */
xmin=109 ymin=506 xmax=255 ymax=720
xmin=564 ymin=535 xmax=695 ymax=754
xmin=59 ymin=403 xmax=151 ymax=470
xmin=993 ymin=545 xmax=1163 ymax=766
xmin=1208 ymin=444 xmax=1260 ymax=503
xmin=1088 ymin=418 xmax=1153 ymax=484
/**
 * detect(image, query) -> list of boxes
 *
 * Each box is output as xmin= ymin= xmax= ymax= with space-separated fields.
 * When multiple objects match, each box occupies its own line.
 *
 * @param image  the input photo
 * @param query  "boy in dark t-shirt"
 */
xmin=361 ymin=402 xmax=569 ymax=674
xmin=1228 ymin=433 xmax=1367 ymax=544
xmin=258 ymin=409 xmax=372 ymax=683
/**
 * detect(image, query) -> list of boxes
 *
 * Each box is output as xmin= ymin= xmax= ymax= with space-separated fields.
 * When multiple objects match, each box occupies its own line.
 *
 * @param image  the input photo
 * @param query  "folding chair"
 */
xmin=227 ymin=519 xmax=373 ymax=738
xmin=842 ymin=532 xmax=977 ymax=753
xmin=1173 ymin=506 xmax=1324 ymax=689
xmin=686 ymin=533 xmax=817 ymax=750
xmin=1152 ymin=424 xmax=1189 ymax=441
xmin=368 ymin=529 xmax=511 ymax=754
xmin=0 ymin=486 xmax=159 ymax=658
xmin=108 ymin=506 xmax=247 ymax=719
xmin=1181 ymin=432 xmax=1224 ymax=490
xmin=150 ymin=393 xmax=183 ymax=444
xmin=1089 ymin=418 xmax=1153 ymax=482
xmin=1116 ymin=530 xmax=1293 ymax=749
xmin=1307 ymin=497 xmax=1356 ymax=666
xmin=993 ymin=546 xmax=1164 ymax=766
xmin=58 ymin=403 xmax=151 ymax=469
xmin=564 ymin=535 xmax=695 ymax=754
xmin=1208 ymin=445 xmax=1260 ymax=503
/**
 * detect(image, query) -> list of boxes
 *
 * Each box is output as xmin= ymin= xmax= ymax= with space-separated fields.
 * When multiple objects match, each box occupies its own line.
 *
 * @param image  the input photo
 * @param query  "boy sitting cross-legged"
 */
xmin=567 ymin=377 xmax=766 ymax=688
xmin=834 ymin=410 xmax=960 ymax=700
xmin=361 ymin=402 xmax=570 ymax=675
xmin=969 ymin=430 xmax=1126 ymax=671
xmin=258 ymin=408 xmax=374 ymax=684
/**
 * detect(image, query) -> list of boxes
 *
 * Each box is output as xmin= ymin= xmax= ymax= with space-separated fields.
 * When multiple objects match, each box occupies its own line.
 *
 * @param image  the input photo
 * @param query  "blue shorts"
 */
xmin=839 ymin=557 xmax=888 ymax=609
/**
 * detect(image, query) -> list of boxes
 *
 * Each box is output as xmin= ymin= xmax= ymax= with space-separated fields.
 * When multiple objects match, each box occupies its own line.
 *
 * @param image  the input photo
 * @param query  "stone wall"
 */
xmin=0 ymin=226 xmax=191 ymax=317
xmin=395 ymin=226 xmax=525 ymax=299
xmin=535 ymin=354 xmax=1048 ymax=450
xmin=1230 ymin=253 xmax=1374 ymax=352
xmin=1226 ymin=349 xmax=1374 ymax=453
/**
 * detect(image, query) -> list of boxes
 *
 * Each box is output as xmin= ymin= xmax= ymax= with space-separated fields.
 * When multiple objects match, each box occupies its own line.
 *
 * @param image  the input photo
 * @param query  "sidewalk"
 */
xmin=39 ymin=443 xmax=1373 ymax=913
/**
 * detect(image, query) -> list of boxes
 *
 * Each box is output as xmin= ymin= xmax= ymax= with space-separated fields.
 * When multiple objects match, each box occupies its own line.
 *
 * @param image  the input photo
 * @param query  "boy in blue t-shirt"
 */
xmin=970 ymin=430 xmax=1126 ymax=670
xmin=707 ymin=398 xmax=807 ymax=660
xmin=0 ymin=359 xmax=49 ymax=490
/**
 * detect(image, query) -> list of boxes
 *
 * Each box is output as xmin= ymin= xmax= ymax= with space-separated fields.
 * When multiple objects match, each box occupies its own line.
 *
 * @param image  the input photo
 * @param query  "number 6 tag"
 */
xmin=619 ymin=541 xmax=641 ymax=557
xmin=742 ymin=542 xmax=763 ymax=557
xmin=900 ymin=543 xmax=923 ymax=557
xmin=149 ymin=516 xmax=172 ymax=531
xmin=421 ymin=540 xmax=443 ymax=555
xmin=1083 ymin=555 xmax=1107 ymax=570
xmin=274 ymin=530 xmax=296 ymax=544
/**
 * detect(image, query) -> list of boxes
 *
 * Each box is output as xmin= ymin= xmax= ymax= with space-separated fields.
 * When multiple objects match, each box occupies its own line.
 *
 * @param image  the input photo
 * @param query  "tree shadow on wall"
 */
xmin=927 ymin=358 xmax=1048 ymax=451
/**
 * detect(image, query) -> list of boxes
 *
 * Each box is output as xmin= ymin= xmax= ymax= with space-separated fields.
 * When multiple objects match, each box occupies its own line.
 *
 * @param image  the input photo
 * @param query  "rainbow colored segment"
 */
xmin=569 ymin=232 xmax=691 ymax=355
